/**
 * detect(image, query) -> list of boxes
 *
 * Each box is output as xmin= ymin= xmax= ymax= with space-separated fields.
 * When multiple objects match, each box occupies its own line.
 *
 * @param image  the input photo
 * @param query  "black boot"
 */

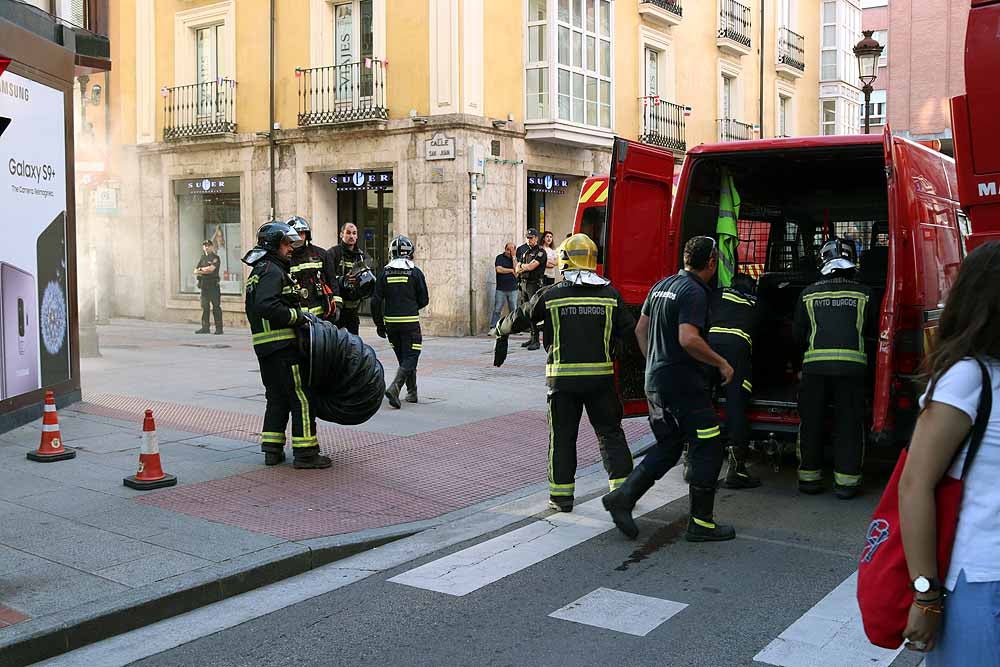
xmin=685 ymin=485 xmax=736 ymax=542
xmin=385 ymin=368 xmax=407 ymax=409
xmin=404 ymin=371 xmax=418 ymax=403
xmin=526 ymin=333 xmax=540 ymax=351
xmin=292 ymin=447 xmax=332 ymax=469
xmin=799 ymin=480 xmax=824 ymax=495
xmin=602 ymin=466 xmax=656 ymax=539
xmin=195 ymin=328 xmax=210 ymax=334
xmin=834 ymin=483 xmax=861 ymax=500
xmin=264 ymin=450 xmax=286 ymax=466
xmin=723 ymin=446 xmax=761 ymax=489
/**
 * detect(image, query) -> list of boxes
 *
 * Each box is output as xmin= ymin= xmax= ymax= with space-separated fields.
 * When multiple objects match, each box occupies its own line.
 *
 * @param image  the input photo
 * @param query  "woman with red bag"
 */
xmin=898 ymin=241 xmax=1000 ymax=664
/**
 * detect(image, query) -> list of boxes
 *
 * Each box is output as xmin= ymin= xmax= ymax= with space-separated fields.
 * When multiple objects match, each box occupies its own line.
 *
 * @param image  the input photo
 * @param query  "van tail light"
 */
xmin=894 ymin=307 xmax=924 ymax=376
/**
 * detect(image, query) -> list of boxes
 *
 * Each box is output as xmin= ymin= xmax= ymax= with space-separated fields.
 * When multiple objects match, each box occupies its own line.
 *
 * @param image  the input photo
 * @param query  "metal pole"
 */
xmin=269 ymin=0 xmax=276 ymax=220
xmin=863 ymin=84 xmax=872 ymax=134
xmin=469 ymin=173 xmax=478 ymax=336
xmin=758 ymin=0 xmax=764 ymax=138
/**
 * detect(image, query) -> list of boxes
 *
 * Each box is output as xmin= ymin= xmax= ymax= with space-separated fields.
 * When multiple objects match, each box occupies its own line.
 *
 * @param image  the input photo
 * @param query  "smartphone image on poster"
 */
xmin=37 ymin=212 xmax=70 ymax=387
xmin=1 ymin=262 xmax=40 ymax=398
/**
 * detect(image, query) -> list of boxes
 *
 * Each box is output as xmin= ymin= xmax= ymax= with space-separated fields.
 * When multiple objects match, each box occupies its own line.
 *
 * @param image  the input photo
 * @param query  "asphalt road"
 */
xmin=53 ymin=462 xmax=927 ymax=667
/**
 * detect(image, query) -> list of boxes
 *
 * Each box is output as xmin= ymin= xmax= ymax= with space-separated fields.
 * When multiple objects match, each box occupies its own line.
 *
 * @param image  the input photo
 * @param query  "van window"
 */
xmin=579 ymin=205 xmax=608 ymax=264
xmin=736 ymin=219 xmax=768 ymax=278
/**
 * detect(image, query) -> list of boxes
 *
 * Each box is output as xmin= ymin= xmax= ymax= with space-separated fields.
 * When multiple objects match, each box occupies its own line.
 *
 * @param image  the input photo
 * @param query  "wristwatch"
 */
xmin=912 ymin=576 xmax=942 ymax=594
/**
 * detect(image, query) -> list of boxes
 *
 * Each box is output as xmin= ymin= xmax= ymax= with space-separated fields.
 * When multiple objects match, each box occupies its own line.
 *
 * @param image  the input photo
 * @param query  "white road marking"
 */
xmin=388 ymin=470 xmax=688 ymax=596
xmin=753 ymin=571 xmax=905 ymax=667
xmin=549 ymin=587 xmax=688 ymax=637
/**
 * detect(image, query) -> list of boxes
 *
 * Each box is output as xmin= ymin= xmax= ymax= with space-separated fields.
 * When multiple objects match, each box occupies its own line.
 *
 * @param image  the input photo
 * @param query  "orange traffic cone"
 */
xmin=27 ymin=391 xmax=76 ymax=462
xmin=123 ymin=410 xmax=177 ymax=490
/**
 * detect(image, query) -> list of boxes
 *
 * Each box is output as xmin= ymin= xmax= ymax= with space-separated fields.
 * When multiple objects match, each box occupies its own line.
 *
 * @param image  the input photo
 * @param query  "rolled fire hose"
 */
xmin=306 ymin=319 xmax=385 ymax=425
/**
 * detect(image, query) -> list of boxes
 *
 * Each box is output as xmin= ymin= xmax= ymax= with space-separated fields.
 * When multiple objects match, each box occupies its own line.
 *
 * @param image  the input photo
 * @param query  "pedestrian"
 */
xmin=490 ymin=242 xmax=518 ymax=330
xmin=794 ymin=238 xmax=874 ymax=499
xmin=602 ymin=236 xmax=737 ymax=542
xmin=243 ymin=221 xmax=331 ymax=469
xmin=287 ymin=216 xmax=341 ymax=323
xmin=193 ymin=240 xmax=223 ymax=335
xmin=898 ymin=241 xmax=1000 ymax=664
xmin=328 ymin=222 xmax=375 ymax=335
xmin=493 ymin=233 xmax=635 ymax=512
xmin=541 ymin=230 xmax=558 ymax=286
xmin=707 ymin=272 xmax=761 ymax=489
xmin=373 ymin=235 xmax=429 ymax=409
xmin=515 ymin=228 xmax=548 ymax=350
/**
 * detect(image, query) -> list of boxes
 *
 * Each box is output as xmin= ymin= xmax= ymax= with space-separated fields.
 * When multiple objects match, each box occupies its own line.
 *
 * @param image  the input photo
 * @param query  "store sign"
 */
xmin=528 ymin=174 xmax=569 ymax=194
xmin=331 ymin=171 xmax=393 ymax=191
xmin=94 ymin=186 xmax=118 ymax=215
xmin=173 ymin=177 xmax=240 ymax=195
xmin=425 ymin=132 xmax=456 ymax=161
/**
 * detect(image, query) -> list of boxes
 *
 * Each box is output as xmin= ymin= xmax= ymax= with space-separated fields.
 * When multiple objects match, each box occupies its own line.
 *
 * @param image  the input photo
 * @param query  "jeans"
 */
xmin=490 ymin=289 xmax=518 ymax=328
xmin=926 ymin=571 xmax=1000 ymax=667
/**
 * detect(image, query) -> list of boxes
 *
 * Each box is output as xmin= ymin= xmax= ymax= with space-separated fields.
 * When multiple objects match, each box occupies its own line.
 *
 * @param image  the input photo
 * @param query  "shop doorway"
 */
xmin=527 ymin=172 xmax=579 ymax=242
xmin=338 ymin=187 xmax=394 ymax=271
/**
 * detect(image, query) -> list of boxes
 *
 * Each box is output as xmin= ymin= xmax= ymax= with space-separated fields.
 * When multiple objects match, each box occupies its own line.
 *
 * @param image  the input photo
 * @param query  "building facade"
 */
xmin=860 ymin=0 xmax=887 ymax=136
xmin=819 ymin=0 xmax=862 ymax=136
xmin=97 ymin=0 xmax=819 ymax=335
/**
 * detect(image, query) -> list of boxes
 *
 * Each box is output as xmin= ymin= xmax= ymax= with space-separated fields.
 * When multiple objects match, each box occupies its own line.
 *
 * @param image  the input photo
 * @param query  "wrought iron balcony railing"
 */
xmin=297 ymin=60 xmax=388 ymax=127
xmin=718 ymin=0 xmax=752 ymax=48
xmin=163 ymin=79 xmax=237 ymax=141
xmin=639 ymin=99 xmax=687 ymax=152
xmin=640 ymin=0 xmax=682 ymax=18
xmin=778 ymin=27 xmax=806 ymax=72
xmin=717 ymin=118 xmax=754 ymax=142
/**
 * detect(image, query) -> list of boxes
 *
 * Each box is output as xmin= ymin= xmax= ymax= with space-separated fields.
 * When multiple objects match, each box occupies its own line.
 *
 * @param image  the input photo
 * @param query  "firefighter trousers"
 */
xmin=258 ymin=347 xmax=319 ymax=457
xmin=797 ymin=373 xmax=866 ymax=488
xmin=639 ymin=375 xmax=724 ymax=489
xmin=339 ymin=308 xmax=361 ymax=336
xmin=387 ymin=327 xmax=422 ymax=379
xmin=547 ymin=385 xmax=634 ymax=502
xmin=710 ymin=337 xmax=752 ymax=452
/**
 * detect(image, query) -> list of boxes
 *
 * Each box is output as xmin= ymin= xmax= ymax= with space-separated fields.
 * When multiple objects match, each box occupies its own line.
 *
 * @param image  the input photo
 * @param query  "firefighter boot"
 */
xmin=602 ymin=467 xmax=656 ymax=539
xmin=264 ymin=450 xmax=286 ymax=466
xmin=723 ymin=446 xmax=761 ymax=489
xmin=526 ymin=332 xmax=541 ymax=351
xmin=385 ymin=368 xmax=407 ymax=409
xmin=404 ymin=370 xmax=418 ymax=403
xmin=685 ymin=485 xmax=736 ymax=542
xmin=292 ymin=447 xmax=333 ymax=469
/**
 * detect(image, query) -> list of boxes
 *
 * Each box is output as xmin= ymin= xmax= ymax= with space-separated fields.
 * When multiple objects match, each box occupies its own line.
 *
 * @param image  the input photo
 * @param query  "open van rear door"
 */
xmin=604 ymin=138 xmax=675 ymax=415
xmin=871 ymin=127 xmax=900 ymax=438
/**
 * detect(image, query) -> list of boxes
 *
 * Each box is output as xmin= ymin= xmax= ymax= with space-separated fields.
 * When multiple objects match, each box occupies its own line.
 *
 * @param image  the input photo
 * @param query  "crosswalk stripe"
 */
xmin=753 ymin=571 xmax=905 ymax=667
xmin=549 ymin=587 xmax=688 ymax=637
xmin=388 ymin=469 xmax=688 ymax=596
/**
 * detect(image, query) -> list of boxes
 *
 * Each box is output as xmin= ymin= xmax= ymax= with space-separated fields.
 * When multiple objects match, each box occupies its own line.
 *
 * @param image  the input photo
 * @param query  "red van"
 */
xmin=574 ymin=132 xmax=966 ymax=448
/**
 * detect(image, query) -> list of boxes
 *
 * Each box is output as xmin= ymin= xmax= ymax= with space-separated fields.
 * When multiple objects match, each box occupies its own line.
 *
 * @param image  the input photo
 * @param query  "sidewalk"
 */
xmin=0 ymin=319 xmax=651 ymax=664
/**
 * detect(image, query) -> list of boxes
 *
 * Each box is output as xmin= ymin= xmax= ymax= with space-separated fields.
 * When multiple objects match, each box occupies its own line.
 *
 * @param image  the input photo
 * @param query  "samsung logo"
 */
xmin=0 ymin=79 xmax=29 ymax=102
xmin=978 ymin=181 xmax=998 ymax=197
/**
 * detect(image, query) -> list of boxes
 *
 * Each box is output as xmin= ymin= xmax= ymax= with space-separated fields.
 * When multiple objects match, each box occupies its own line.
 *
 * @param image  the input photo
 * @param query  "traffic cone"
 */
xmin=123 ymin=410 xmax=177 ymax=490
xmin=27 ymin=391 xmax=76 ymax=462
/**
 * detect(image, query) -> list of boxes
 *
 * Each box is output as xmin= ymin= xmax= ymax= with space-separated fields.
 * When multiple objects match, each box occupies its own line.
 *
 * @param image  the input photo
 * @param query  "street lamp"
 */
xmin=853 ymin=30 xmax=884 ymax=134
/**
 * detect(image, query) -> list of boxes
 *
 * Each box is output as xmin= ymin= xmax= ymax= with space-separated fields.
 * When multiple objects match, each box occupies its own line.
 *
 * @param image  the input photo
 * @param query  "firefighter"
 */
xmin=515 ymin=228 xmax=548 ymax=350
xmin=794 ymin=238 xmax=874 ymax=499
xmin=372 ymin=235 xmax=429 ymax=409
xmin=707 ymin=272 xmax=761 ymax=489
xmin=493 ymin=233 xmax=635 ymax=513
xmin=602 ymin=236 xmax=737 ymax=542
xmin=328 ymin=222 xmax=375 ymax=335
xmin=243 ymin=221 xmax=331 ymax=469
xmin=287 ymin=217 xmax=341 ymax=323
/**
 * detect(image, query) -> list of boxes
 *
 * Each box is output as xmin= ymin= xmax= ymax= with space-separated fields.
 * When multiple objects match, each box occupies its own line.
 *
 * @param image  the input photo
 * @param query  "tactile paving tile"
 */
xmin=76 ymin=393 xmax=392 ymax=451
xmin=136 ymin=410 xmax=652 ymax=541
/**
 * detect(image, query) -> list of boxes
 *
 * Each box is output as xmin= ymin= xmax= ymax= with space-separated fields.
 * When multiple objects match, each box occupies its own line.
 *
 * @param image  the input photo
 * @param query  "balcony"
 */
xmin=777 ymin=27 xmax=806 ymax=80
xmin=717 ymin=118 xmax=754 ymax=142
xmin=639 ymin=99 xmax=687 ymax=153
xmin=638 ymin=0 xmax=682 ymax=28
xmin=717 ymin=0 xmax=752 ymax=58
xmin=297 ymin=61 xmax=388 ymax=127
xmin=0 ymin=0 xmax=110 ymax=71
xmin=163 ymin=80 xmax=238 ymax=141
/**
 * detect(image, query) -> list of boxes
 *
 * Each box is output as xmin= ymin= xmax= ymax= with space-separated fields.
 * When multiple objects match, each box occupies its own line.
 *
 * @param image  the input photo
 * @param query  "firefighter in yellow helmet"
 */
xmin=492 ymin=233 xmax=636 ymax=512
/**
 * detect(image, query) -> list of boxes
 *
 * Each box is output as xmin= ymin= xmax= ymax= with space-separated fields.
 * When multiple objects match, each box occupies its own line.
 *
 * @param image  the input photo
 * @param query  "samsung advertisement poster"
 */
xmin=0 ymin=69 xmax=71 ymax=401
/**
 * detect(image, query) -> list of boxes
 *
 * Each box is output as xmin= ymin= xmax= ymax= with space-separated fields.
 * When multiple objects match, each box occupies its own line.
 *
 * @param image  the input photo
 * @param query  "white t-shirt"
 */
xmin=544 ymin=247 xmax=558 ymax=280
xmin=919 ymin=358 xmax=1000 ymax=589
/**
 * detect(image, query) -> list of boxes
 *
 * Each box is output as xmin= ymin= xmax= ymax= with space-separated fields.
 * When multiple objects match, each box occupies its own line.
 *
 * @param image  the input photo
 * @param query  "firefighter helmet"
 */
xmin=818 ymin=238 xmax=857 ymax=276
xmin=558 ymin=233 xmax=599 ymax=272
xmin=286 ymin=216 xmax=311 ymax=242
xmin=389 ymin=235 xmax=415 ymax=260
xmin=340 ymin=266 xmax=377 ymax=301
xmin=244 ymin=221 xmax=303 ymax=265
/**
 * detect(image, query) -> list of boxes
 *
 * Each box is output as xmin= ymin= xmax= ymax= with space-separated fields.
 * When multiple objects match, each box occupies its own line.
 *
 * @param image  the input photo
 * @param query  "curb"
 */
xmin=0 ymin=431 xmax=656 ymax=666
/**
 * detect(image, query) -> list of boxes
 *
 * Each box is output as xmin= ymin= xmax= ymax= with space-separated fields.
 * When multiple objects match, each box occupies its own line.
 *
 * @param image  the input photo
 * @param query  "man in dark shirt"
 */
xmin=490 ymin=243 xmax=518 ymax=329
xmin=515 ymin=229 xmax=548 ymax=350
xmin=194 ymin=240 xmax=223 ymax=335
xmin=603 ymin=236 xmax=737 ymax=542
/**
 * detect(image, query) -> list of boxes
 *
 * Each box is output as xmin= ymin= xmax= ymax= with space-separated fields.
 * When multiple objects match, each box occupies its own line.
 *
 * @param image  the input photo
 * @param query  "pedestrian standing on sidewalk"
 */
xmin=373 ymin=235 xmax=429 ymax=409
xmin=515 ymin=228 xmax=547 ymax=350
xmin=194 ymin=240 xmax=223 ymax=335
xmin=490 ymin=242 xmax=518 ymax=330
xmin=898 ymin=241 xmax=1000 ymax=665
xmin=541 ymin=230 xmax=559 ymax=286
xmin=602 ymin=236 xmax=737 ymax=542
xmin=243 ymin=221 xmax=331 ymax=470
xmin=328 ymin=222 xmax=375 ymax=336
xmin=493 ymin=233 xmax=635 ymax=512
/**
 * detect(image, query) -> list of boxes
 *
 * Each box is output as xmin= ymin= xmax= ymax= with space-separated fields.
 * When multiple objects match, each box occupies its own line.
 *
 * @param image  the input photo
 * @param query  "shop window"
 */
xmin=175 ymin=178 xmax=243 ymax=296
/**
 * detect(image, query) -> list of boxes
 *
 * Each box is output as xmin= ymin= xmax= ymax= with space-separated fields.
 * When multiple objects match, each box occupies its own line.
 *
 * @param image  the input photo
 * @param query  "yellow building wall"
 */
xmin=795 ymin=0 xmax=821 ymax=136
xmin=386 ymin=1 xmax=430 ymax=118
xmin=108 ymin=0 xmax=135 ymax=160
xmin=615 ymin=3 xmax=641 ymax=142
xmin=483 ymin=0 xmax=524 ymax=122
xmin=275 ymin=0 xmax=310 ymax=131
